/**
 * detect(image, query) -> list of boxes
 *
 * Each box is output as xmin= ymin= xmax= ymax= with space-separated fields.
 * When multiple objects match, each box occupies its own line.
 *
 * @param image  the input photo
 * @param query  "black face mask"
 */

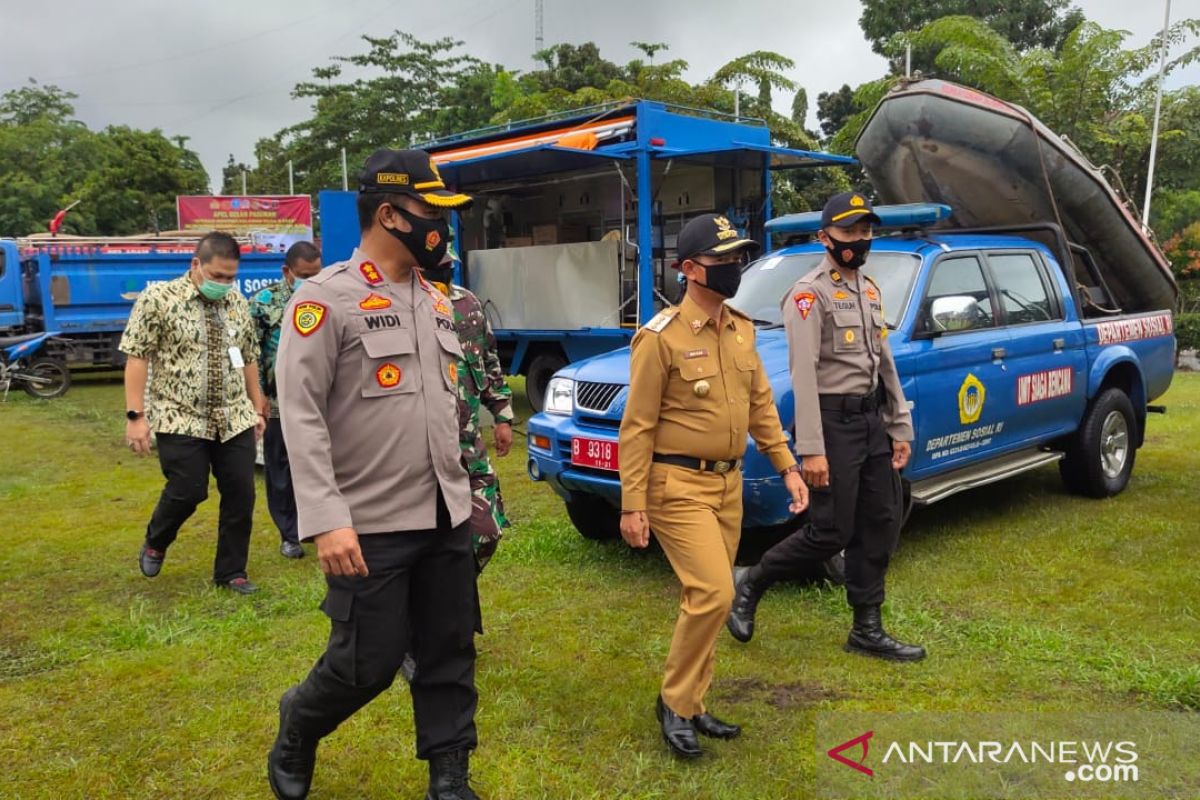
xmin=825 ymin=235 xmax=872 ymax=269
xmin=384 ymin=204 xmax=449 ymax=270
xmin=697 ymin=262 xmax=742 ymax=299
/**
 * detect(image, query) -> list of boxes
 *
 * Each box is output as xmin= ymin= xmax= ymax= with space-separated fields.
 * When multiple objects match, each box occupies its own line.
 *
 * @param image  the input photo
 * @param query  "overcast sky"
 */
xmin=2 ymin=0 xmax=1196 ymax=190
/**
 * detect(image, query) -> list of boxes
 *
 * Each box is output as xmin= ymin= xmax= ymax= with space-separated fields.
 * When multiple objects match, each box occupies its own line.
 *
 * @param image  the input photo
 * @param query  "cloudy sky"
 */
xmin=2 ymin=0 xmax=1195 ymax=190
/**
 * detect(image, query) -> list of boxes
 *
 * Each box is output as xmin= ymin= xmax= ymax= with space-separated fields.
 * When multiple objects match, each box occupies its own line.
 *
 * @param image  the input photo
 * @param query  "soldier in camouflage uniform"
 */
xmin=422 ymin=248 xmax=514 ymax=571
xmin=249 ymin=241 xmax=323 ymax=559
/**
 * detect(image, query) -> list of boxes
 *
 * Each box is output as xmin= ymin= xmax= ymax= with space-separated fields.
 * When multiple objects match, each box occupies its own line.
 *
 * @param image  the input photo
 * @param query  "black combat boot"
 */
xmin=726 ymin=566 xmax=774 ymax=643
xmin=267 ymin=687 xmax=319 ymax=800
xmin=845 ymin=605 xmax=926 ymax=662
xmin=426 ymin=749 xmax=480 ymax=800
xmin=656 ymin=696 xmax=702 ymax=759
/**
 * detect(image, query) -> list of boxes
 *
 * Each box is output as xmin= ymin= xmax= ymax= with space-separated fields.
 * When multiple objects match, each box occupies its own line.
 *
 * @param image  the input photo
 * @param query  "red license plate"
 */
xmin=571 ymin=437 xmax=619 ymax=471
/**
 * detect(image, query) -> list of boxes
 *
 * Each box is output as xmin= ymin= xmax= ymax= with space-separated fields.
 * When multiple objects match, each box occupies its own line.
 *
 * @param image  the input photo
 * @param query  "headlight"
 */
xmin=544 ymin=377 xmax=575 ymax=415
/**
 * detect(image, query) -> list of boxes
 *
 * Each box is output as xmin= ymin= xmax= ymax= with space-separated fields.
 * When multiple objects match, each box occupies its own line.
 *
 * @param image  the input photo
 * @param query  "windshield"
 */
xmin=729 ymin=250 xmax=921 ymax=328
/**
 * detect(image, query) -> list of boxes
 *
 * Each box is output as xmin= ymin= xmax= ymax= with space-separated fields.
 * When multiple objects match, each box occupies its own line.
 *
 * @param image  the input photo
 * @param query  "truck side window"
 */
xmin=988 ymin=253 xmax=1057 ymax=325
xmin=920 ymin=256 xmax=996 ymax=334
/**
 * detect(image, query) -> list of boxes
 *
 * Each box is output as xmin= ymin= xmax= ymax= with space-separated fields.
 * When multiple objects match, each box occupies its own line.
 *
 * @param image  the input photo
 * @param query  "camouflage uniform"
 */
xmin=434 ymin=280 xmax=514 ymax=571
xmin=248 ymin=278 xmax=293 ymax=418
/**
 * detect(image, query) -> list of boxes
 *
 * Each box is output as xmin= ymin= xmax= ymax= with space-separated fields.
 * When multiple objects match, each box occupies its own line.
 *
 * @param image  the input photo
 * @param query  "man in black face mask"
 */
xmin=727 ymin=192 xmax=926 ymax=662
xmin=269 ymin=149 xmax=484 ymax=799
xmin=619 ymin=213 xmax=808 ymax=758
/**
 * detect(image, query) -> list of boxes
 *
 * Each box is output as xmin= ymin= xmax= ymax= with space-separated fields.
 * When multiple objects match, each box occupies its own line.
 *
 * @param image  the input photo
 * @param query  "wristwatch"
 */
xmin=126 ymin=410 xmax=144 ymax=421
xmin=779 ymin=464 xmax=801 ymax=477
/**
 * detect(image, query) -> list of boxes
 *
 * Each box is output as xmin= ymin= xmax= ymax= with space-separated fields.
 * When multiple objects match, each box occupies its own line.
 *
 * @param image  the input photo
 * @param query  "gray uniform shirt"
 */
xmin=783 ymin=257 xmax=914 ymax=456
xmin=277 ymin=248 xmax=471 ymax=540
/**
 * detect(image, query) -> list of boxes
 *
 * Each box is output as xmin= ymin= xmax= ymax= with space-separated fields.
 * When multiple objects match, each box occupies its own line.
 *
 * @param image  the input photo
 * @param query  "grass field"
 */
xmin=0 ymin=372 xmax=1197 ymax=799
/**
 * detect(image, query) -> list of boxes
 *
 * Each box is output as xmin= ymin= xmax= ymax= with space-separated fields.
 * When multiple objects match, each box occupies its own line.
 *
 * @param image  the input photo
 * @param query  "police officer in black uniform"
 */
xmin=726 ymin=192 xmax=926 ymax=661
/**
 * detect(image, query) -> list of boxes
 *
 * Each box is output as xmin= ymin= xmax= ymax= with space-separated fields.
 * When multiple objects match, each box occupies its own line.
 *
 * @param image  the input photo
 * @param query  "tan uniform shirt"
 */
xmin=783 ymin=258 xmax=914 ymax=456
xmin=619 ymin=294 xmax=797 ymax=512
xmin=276 ymin=249 xmax=471 ymax=540
xmin=119 ymin=274 xmax=259 ymax=442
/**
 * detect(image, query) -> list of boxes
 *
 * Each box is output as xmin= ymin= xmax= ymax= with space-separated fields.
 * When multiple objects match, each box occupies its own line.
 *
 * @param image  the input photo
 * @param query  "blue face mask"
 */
xmin=290 ymin=276 xmax=304 ymax=289
xmin=196 ymin=265 xmax=233 ymax=301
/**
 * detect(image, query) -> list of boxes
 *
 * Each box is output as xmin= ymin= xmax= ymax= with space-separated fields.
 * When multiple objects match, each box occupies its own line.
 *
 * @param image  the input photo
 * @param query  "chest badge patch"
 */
xmin=794 ymin=292 xmax=816 ymax=320
xmin=433 ymin=296 xmax=452 ymax=317
xmin=359 ymin=261 xmax=384 ymax=285
xmin=376 ymin=362 xmax=402 ymax=388
xmin=359 ymin=293 xmax=392 ymax=311
xmin=448 ymin=362 xmax=459 ymax=385
xmin=844 ymin=329 xmax=856 ymax=344
xmin=293 ymin=302 xmax=328 ymax=336
xmin=866 ymin=287 xmax=879 ymax=301
xmin=684 ymin=349 xmax=709 ymax=360
xmin=833 ymin=290 xmax=849 ymax=300
xmin=693 ymin=379 xmax=711 ymax=397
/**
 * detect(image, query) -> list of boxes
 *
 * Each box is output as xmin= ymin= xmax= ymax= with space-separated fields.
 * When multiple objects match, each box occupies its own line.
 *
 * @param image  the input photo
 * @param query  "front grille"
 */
xmin=575 ymin=381 xmax=624 ymax=413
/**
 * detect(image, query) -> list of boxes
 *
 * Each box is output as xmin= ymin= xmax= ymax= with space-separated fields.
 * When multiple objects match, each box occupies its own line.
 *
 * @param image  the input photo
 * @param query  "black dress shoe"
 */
xmin=216 ymin=577 xmax=259 ymax=595
xmin=268 ymin=687 xmax=318 ymax=800
xmin=280 ymin=541 xmax=304 ymax=559
xmin=139 ymin=543 xmax=165 ymax=578
xmin=655 ymin=696 xmax=702 ymax=759
xmin=692 ymin=712 xmax=741 ymax=740
xmin=845 ymin=605 xmax=927 ymax=662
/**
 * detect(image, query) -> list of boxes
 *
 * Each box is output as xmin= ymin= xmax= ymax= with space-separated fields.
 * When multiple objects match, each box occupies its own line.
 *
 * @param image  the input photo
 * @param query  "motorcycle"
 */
xmin=0 ymin=332 xmax=71 ymax=400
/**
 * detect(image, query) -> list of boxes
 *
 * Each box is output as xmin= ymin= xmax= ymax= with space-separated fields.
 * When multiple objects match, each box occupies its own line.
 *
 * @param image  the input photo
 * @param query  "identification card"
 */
xmin=228 ymin=346 xmax=245 ymax=369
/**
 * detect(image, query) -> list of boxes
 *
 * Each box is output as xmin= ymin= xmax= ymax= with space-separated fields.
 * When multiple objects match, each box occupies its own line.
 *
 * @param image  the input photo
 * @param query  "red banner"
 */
xmin=176 ymin=195 xmax=312 ymax=235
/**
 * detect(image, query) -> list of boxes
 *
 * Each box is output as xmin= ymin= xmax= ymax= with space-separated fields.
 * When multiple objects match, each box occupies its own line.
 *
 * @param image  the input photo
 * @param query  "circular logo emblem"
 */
xmin=958 ymin=373 xmax=986 ymax=424
xmin=376 ymin=362 xmax=402 ymax=388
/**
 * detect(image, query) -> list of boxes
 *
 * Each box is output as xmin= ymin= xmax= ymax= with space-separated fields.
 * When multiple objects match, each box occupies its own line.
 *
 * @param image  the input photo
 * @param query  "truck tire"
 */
xmin=1059 ymin=388 xmax=1137 ymax=498
xmin=20 ymin=358 xmax=71 ymax=399
xmin=527 ymin=352 xmax=568 ymax=413
xmin=565 ymin=495 xmax=621 ymax=540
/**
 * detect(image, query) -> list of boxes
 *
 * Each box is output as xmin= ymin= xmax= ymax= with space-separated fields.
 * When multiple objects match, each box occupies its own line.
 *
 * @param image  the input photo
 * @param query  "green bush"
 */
xmin=1177 ymin=312 xmax=1200 ymax=352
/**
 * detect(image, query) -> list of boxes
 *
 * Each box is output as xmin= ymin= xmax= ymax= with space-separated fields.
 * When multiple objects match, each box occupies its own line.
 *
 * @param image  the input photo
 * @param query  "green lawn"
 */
xmin=0 ymin=373 xmax=1197 ymax=799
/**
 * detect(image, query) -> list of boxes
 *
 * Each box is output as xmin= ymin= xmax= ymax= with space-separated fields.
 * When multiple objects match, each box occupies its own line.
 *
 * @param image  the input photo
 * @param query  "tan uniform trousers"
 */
xmin=646 ymin=461 xmax=743 ymax=719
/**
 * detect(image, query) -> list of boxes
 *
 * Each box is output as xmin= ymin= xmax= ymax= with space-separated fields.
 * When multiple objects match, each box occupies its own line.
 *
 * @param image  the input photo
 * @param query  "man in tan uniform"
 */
xmin=619 ymin=213 xmax=809 ymax=759
xmin=727 ymin=192 xmax=926 ymax=662
xmin=267 ymin=149 xmax=483 ymax=800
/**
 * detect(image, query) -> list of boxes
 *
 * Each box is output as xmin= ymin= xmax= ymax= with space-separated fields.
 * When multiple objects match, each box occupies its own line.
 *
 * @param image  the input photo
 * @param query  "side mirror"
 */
xmin=929 ymin=295 xmax=985 ymax=332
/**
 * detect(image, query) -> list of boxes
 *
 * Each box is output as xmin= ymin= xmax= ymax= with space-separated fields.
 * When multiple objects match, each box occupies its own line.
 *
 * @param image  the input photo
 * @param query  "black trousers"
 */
xmin=286 ymin=493 xmax=479 ymax=760
xmin=145 ymin=428 xmax=256 ymax=584
xmin=263 ymin=417 xmax=299 ymax=545
xmin=757 ymin=406 xmax=902 ymax=607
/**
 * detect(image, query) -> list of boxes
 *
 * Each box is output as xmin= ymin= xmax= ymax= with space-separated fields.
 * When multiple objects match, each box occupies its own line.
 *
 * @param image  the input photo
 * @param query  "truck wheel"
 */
xmin=527 ymin=352 xmax=568 ymax=413
xmin=1059 ymin=388 xmax=1137 ymax=498
xmin=565 ymin=495 xmax=620 ymax=540
xmin=20 ymin=358 xmax=71 ymax=399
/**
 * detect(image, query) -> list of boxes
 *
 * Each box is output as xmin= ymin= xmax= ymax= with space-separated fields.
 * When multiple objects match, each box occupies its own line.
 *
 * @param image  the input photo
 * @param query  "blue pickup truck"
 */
xmin=526 ymin=205 xmax=1177 ymax=543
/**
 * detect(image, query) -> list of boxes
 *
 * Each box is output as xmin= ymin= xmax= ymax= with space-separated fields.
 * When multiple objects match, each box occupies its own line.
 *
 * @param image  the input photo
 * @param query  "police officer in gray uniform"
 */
xmin=267 ymin=149 xmax=484 ymax=800
xmin=727 ymin=192 xmax=926 ymax=662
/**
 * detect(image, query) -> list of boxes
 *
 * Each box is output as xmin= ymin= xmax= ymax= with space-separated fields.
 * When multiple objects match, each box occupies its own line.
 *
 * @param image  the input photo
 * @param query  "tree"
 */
xmin=860 ymin=0 xmax=1085 ymax=75
xmin=816 ymin=84 xmax=858 ymax=140
xmin=79 ymin=126 xmax=210 ymax=234
xmin=0 ymin=79 xmax=78 ymax=126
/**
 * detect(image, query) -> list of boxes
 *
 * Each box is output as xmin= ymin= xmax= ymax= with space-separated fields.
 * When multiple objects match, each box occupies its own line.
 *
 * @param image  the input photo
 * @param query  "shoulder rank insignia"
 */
xmin=359 ymin=261 xmax=383 ymax=285
xmin=293 ymin=301 xmax=328 ymax=336
xmin=644 ymin=308 xmax=678 ymax=333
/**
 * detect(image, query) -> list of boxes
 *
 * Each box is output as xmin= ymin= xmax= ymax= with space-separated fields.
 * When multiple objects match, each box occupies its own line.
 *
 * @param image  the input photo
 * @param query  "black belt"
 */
xmin=819 ymin=386 xmax=885 ymax=414
xmin=653 ymin=454 xmax=740 ymax=474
